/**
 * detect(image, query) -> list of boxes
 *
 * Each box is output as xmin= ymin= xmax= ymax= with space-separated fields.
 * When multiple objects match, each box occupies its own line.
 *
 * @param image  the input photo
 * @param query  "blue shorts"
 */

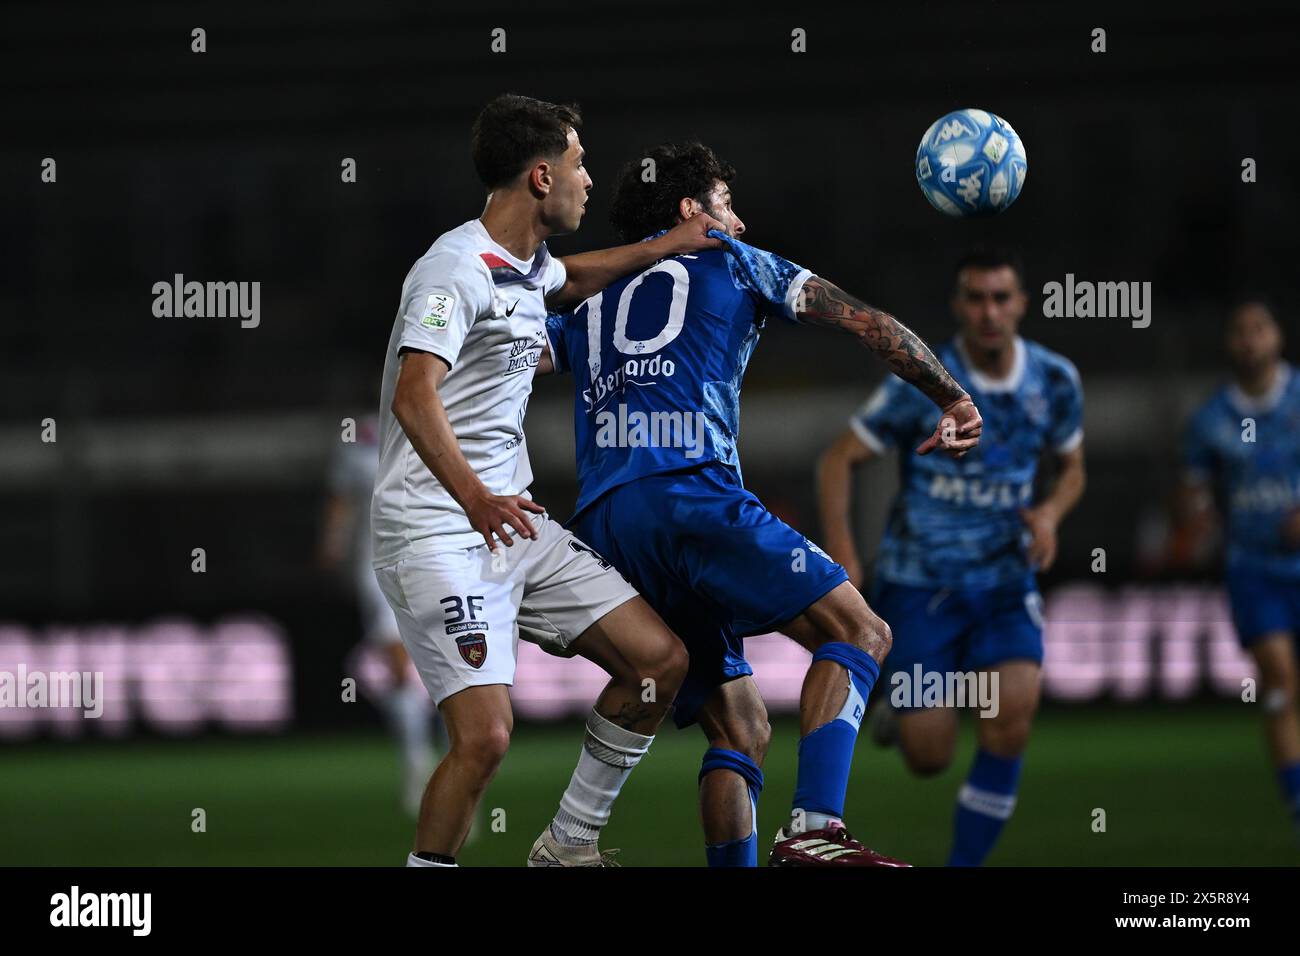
xmin=870 ymin=576 xmax=1043 ymax=711
xmin=569 ymin=462 xmax=848 ymax=728
xmin=1226 ymin=566 xmax=1300 ymax=647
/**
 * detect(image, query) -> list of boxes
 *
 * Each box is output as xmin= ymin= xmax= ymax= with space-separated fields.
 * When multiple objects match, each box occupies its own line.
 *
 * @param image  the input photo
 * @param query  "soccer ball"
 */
xmin=915 ymin=109 xmax=1027 ymax=217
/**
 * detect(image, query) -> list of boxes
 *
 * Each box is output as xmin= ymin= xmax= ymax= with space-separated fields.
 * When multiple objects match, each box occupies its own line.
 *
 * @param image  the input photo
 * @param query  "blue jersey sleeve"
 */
xmin=714 ymin=231 xmax=812 ymax=323
xmin=545 ymin=313 xmax=572 ymax=375
xmin=1046 ymin=356 xmax=1084 ymax=452
xmin=849 ymin=375 xmax=931 ymax=453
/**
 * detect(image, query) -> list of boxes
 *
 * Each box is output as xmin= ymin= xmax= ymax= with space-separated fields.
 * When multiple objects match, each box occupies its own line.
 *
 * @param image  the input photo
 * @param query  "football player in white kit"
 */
xmin=320 ymin=413 xmax=442 ymax=818
xmin=372 ymin=94 xmax=724 ymax=867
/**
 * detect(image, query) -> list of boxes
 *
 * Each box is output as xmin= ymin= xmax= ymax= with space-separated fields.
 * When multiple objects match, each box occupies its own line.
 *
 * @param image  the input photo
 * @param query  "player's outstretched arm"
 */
xmin=796 ymin=277 xmax=982 ymax=456
xmin=798 ymin=277 xmax=964 ymax=405
xmin=392 ymin=349 xmax=545 ymax=550
xmin=1020 ymin=444 xmax=1086 ymax=571
xmin=549 ymin=213 xmax=726 ymax=309
xmin=816 ymin=429 xmax=876 ymax=588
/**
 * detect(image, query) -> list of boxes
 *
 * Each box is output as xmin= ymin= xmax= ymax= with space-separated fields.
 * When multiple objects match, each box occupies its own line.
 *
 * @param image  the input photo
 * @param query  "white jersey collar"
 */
xmin=956 ymin=335 xmax=1026 ymax=394
xmin=471 ymin=218 xmax=537 ymax=273
xmin=1227 ymin=363 xmax=1291 ymax=415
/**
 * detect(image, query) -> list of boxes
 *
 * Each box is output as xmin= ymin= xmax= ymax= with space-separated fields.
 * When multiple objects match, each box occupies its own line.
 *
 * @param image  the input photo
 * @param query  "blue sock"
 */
xmin=948 ymin=749 xmax=1022 ymax=866
xmin=700 ymin=748 xmax=764 ymax=867
xmin=1278 ymin=761 xmax=1300 ymax=834
xmin=791 ymin=643 xmax=879 ymax=826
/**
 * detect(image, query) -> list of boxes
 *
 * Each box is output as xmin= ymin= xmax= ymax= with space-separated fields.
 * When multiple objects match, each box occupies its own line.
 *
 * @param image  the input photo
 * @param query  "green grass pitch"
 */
xmin=0 ymin=704 xmax=1293 ymax=866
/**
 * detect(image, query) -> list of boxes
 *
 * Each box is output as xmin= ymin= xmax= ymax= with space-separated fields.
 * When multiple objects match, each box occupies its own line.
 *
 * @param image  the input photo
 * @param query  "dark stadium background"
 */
xmin=2 ymin=0 xmax=1298 ymax=865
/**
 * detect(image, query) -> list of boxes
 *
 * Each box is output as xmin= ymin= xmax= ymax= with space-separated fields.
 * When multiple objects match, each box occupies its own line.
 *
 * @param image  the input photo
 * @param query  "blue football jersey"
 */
xmin=546 ymin=230 xmax=811 ymax=516
xmin=852 ymin=336 xmax=1084 ymax=589
xmin=1184 ymin=363 xmax=1300 ymax=577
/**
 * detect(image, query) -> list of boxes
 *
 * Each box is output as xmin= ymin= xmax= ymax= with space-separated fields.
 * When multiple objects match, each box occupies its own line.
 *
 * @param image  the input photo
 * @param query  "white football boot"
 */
xmin=526 ymin=825 xmax=620 ymax=867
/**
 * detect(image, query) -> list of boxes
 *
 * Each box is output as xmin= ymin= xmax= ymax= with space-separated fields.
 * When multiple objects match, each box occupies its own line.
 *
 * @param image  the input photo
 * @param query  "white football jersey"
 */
xmin=371 ymin=218 xmax=566 ymax=568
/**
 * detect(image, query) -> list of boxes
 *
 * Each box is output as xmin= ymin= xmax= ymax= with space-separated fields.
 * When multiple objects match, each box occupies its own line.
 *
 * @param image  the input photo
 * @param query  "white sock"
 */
xmin=552 ymin=709 xmax=653 ymax=846
xmin=406 ymin=852 xmax=456 ymax=867
xmin=791 ymin=810 xmax=842 ymax=834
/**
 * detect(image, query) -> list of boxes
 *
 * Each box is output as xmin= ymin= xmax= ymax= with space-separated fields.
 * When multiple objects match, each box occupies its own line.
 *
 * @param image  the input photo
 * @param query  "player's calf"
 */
xmin=597 ymin=632 xmax=688 ymax=730
xmin=532 ymin=598 xmax=686 ymax=864
xmin=1249 ymin=634 xmax=1300 ymax=836
xmin=948 ymin=661 xmax=1041 ymax=867
xmin=576 ymin=596 xmax=688 ymax=732
xmin=698 ymin=677 xmax=771 ymax=866
xmin=766 ymin=582 xmax=907 ymax=864
xmin=408 ymin=685 xmax=512 ymax=866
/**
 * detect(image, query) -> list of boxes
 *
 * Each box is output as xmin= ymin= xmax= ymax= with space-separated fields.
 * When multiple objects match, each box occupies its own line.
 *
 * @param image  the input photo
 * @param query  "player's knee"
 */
xmin=981 ymin=716 xmax=1033 ymax=757
xmin=818 ymin=608 xmax=892 ymax=661
xmin=453 ymin=722 xmax=512 ymax=779
xmin=736 ymin=715 xmax=772 ymax=764
xmin=899 ymin=720 xmax=955 ymax=776
xmin=648 ymin=639 xmax=689 ymax=699
xmin=903 ymin=747 xmax=953 ymax=777
xmin=707 ymin=713 xmax=771 ymax=765
xmin=847 ymin=612 xmax=892 ymax=660
xmin=872 ymin=617 xmax=893 ymax=658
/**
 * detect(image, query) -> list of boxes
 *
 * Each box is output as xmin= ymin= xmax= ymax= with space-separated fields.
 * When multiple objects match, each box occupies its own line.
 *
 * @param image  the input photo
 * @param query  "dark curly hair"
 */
xmin=608 ymin=142 xmax=736 ymax=243
xmin=471 ymin=94 xmax=582 ymax=190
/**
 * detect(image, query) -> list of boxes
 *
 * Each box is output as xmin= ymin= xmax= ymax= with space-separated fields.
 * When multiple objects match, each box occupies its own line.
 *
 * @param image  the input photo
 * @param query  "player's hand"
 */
xmin=916 ymin=395 xmax=982 ymax=457
xmin=465 ymin=491 xmax=546 ymax=550
xmin=655 ymin=213 xmax=727 ymax=256
xmin=1020 ymin=506 xmax=1059 ymax=571
xmin=1281 ymin=508 xmax=1300 ymax=550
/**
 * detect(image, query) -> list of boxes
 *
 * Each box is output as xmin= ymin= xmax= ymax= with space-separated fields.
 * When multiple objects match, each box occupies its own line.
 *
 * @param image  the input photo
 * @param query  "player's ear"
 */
xmin=529 ymin=161 xmax=552 ymax=197
xmin=678 ymin=196 xmax=700 ymax=221
xmin=1013 ymin=286 xmax=1030 ymax=318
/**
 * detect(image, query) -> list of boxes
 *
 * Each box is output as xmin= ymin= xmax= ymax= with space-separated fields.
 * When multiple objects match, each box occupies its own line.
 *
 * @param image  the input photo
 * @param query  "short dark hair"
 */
xmin=952 ymin=245 xmax=1026 ymax=290
xmin=470 ymin=94 xmax=581 ymax=190
xmin=1229 ymin=294 xmax=1277 ymax=319
xmin=609 ymin=142 xmax=736 ymax=243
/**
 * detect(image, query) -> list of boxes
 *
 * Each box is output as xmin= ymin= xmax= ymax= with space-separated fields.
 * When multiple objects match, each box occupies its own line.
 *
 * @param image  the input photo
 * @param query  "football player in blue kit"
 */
xmin=538 ymin=142 xmax=984 ymax=867
xmin=1180 ymin=302 xmax=1300 ymax=839
xmin=817 ymin=248 xmax=1086 ymax=866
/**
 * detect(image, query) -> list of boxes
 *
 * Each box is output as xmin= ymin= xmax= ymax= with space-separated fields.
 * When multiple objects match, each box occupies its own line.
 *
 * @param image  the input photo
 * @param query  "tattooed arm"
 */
xmin=796 ymin=276 xmax=983 ymax=456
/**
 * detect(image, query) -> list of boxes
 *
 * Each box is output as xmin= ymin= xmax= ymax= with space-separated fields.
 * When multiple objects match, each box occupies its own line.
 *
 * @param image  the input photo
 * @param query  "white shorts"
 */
xmin=374 ymin=512 xmax=637 ymax=705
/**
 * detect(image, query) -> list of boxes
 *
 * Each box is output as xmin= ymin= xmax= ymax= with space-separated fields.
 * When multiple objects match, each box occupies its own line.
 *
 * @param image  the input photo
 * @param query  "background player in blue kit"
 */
xmin=539 ymin=142 xmax=985 ymax=866
xmin=1179 ymin=302 xmax=1300 ymax=839
xmin=817 ymin=248 xmax=1086 ymax=866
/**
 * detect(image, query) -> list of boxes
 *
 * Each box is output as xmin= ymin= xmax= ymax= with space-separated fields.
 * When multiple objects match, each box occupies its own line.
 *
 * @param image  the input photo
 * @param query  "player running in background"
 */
xmin=373 ymin=96 xmax=724 ymax=868
xmin=817 ymin=247 xmax=1085 ymax=866
xmin=320 ymin=413 xmax=442 ymax=817
xmin=1179 ymin=302 xmax=1300 ymax=839
xmin=541 ymin=142 xmax=982 ymax=867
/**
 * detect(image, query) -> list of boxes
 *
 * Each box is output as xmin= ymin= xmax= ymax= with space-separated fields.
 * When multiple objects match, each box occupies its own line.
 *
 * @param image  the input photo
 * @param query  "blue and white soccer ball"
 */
xmin=915 ymin=109 xmax=1027 ymax=217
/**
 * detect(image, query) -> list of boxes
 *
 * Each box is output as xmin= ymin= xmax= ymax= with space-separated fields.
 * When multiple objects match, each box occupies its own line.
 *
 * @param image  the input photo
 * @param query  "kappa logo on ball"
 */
xmin=456 ymin=633 xmax=487 ymax=669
